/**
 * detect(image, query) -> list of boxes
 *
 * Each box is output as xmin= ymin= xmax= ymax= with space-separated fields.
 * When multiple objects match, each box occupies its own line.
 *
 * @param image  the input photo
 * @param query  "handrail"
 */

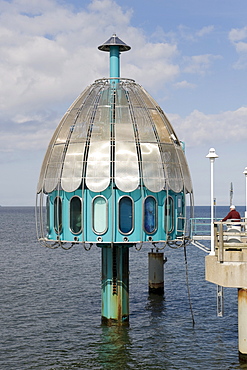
xmin=190 ymin=217 xmax=221 ymax=237
xmin=214 ymin=220 xmax=247 ymax=262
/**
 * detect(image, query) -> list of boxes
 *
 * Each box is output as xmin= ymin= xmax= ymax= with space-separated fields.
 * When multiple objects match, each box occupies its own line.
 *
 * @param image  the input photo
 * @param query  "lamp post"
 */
xmin=206 ymin=148 xmax=219 ymax=255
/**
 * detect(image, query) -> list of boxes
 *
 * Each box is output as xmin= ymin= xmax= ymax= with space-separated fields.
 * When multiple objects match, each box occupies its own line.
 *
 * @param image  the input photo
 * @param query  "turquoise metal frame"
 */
xmin=46 ymin=188 xmax=185 ymax=244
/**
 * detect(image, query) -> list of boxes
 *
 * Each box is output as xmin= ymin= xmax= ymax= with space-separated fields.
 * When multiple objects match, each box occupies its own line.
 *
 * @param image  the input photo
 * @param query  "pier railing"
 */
xmin=214 ymin=221 xmax=247 ymax=262
xmin=190 ymin=218 xmax=247 ymax=256
xmin=190 ymin=217 xmax=221 ymax=239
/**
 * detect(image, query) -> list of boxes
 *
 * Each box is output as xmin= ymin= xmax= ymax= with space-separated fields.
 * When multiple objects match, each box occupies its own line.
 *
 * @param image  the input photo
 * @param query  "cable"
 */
xmin=183 ymin=243 xmax=195 ymax=327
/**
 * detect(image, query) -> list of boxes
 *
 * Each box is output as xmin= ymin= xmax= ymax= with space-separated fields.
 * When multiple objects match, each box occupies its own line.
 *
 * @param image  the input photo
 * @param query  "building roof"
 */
xmin=37 ymin=78 xmax=193 ymax=195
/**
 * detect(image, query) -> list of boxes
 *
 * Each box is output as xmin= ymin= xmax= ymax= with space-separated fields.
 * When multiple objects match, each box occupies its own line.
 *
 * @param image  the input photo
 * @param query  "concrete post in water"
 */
xmin=101 ymin=245 xmax=129 ymax=325
xmin=148 ymin=251 xmax=166 ymax=294
xmin=238 ymin=288 xmax=247 ymax=362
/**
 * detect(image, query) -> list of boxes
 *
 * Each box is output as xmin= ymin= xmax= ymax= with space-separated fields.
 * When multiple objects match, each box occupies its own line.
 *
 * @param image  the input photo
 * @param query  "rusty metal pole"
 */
xmin=101 ymin=245 xmax=129 ymax=325
xmin=238 ymin=288 xmax=247 ymax=362
xmin=148 ymin=251 xmax=166 ymax=294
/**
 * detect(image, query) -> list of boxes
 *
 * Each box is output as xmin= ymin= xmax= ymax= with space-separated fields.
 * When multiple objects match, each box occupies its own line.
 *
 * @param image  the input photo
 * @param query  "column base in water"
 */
xmin=239 ymin=288 xmax=247 ymax=362
xmin=101 ymin=245 xmax=129 ymax=325
xmin=148 ymin=252 xmax=165 ymax=295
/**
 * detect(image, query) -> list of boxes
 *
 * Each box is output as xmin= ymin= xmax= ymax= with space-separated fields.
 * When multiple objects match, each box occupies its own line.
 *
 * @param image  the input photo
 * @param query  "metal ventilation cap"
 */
xmin=98 ymin=33 xmax=131 ymax=52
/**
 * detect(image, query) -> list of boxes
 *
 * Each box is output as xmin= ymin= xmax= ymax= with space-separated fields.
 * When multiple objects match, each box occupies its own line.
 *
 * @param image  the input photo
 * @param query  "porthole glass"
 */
xmin=119 ymin=196 xmax=134 ymax=234
xmin=54 ymin=196 xmax=62 ymax=234
xmin=93 ymin=196 xmax=108 ymax=234
xmin=164 ymin=196 xmax=174 ymax=233
xmin=70 ymin=196 xmax=82 ymax=234
xmin=143 ymin=196 xmax=157 ymax=234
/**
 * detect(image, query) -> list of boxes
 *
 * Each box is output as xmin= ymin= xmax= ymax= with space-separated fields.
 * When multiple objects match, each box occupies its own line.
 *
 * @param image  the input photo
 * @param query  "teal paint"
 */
xmin=101 ymin=244 xmax=129 ymax=324
xmin=110 ymin=45 xmax=120 ymax=84
xmin=176 ymin=193 xmax=185 ymax=237
xmin=45 ymin=188 xmax=185 ymax=244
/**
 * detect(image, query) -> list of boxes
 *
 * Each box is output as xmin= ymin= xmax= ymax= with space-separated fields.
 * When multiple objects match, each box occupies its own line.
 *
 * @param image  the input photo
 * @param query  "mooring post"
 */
xmin=238 ymin=288 xmax=247 ymax=362
xmin=101 ymin=245 xmax=129 ymax=325
xmin=148 ymin=251 xmax=166 ymax=294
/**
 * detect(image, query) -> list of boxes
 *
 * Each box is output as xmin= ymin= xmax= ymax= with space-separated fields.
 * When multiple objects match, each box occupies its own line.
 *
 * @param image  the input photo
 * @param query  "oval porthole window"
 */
xmin=92 ymin=196 xmax=108 ymax=235
xmin=119 ymin=196 xmax=134 ymax=235
xmin=70 ymin=196 xmax=82 ymax=234
xmin=54 ymin=196 xmax=62 ymax=234
xmin=144 ymin=196 xmax=157 ymax=234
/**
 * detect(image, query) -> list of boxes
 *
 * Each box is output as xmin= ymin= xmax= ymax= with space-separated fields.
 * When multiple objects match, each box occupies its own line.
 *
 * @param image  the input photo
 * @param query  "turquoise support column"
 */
xmin=110 ymin=45 xmax=120 ymax=83
xmin=98 ymin=34 xmax=130 ymax=85
xmin=98 ymin=35 xmax=131 ymax=325
xmin=101 ymin=245 xmax=129 ymax=325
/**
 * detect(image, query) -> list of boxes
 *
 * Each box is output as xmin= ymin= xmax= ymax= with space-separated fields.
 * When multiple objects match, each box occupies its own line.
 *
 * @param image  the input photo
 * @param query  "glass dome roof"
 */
xmin=37 ymin=78 xmax=192 ymax=195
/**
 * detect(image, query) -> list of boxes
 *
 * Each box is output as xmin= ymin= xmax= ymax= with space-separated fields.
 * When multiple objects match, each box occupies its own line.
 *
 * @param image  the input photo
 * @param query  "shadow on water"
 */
xmin=145 ymin=293 xmax=166 ymax=319
xmin=97 ymin=326 xmax=132 ymax=369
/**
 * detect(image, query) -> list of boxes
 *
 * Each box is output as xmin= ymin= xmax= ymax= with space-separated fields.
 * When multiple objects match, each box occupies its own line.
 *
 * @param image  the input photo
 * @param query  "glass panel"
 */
xmin=119 ymin=196 xmax=133 ymax=234
xmin=165 ymin=196 xmax=174 ymax=233
xmin=61 ymin=143 xmax=85 ymax=192
xmin=70 ymin=197 xmax=82 ymax=234
xmin=160 ymin=143 xmax=183 ymax=193
xmin=143 ymin=196 xmax=157 ymax=234
xmin=93 ymin=196 xmax=108 ymax=234
xmin=54 ymin=197 xmax=62 ymax=234
xmin=44 ymin=144 xmax=65 ymax=193
xmin=176 ymin=146 xmax=193 ymax=193
xmin=149 ymin=109 xmax=171 ymax=143
xmin=115 ymin=122 xmax=139 ymax=192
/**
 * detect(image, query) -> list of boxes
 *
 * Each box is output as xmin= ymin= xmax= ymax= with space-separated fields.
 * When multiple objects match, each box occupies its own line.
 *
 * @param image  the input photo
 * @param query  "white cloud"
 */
xmin=183 ymin=54 xmax=221 ymax=75
xmin=0 ymin=0 xmax=181 ymax=115
xmin=235 ymin=41 xmax=247 ymax=53
xmin=0 ymin=1 xmax=244 ymax=161
xmin=229 ymin=26 xmax=247 ymax=43
xmin=178 ymin=24 xmax=215 ymax=42
xmin=173 ymin=80 xmax=196 ymax=89
xmin=229 ymin=26 xmax=247 ymax=69
xmin=124 ymin=40 xmax=179 ymax=90
xmin=0 ymin=0 xmax=183 ymax=157
xmin=196 ymin=25 xmax=214 ymax=38
xmin=0 ymin=0 xmax=138 ymax=116
xmin=169 ymin=107 xmax=247 ymax=147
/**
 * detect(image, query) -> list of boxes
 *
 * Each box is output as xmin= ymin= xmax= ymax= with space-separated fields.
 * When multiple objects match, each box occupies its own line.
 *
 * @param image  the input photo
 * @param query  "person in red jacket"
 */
xmin=222 ymin=205 xmax=241 ymax=222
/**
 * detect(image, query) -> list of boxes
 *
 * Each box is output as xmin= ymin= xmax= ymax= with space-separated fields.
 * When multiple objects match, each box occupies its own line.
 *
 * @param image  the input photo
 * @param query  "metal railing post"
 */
xmin=218 ymin=222 xmax=224 ymax=263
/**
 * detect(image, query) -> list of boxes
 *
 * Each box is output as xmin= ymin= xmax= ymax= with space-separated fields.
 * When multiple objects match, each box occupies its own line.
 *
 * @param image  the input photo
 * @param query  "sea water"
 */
xmin=0 ymin=206 xmax=246 ymax=369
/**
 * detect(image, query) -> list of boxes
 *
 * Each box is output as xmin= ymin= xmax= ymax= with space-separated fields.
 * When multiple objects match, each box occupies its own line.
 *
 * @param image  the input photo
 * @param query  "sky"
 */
xmin=0 ymin=0 xmax=247 ymax=207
